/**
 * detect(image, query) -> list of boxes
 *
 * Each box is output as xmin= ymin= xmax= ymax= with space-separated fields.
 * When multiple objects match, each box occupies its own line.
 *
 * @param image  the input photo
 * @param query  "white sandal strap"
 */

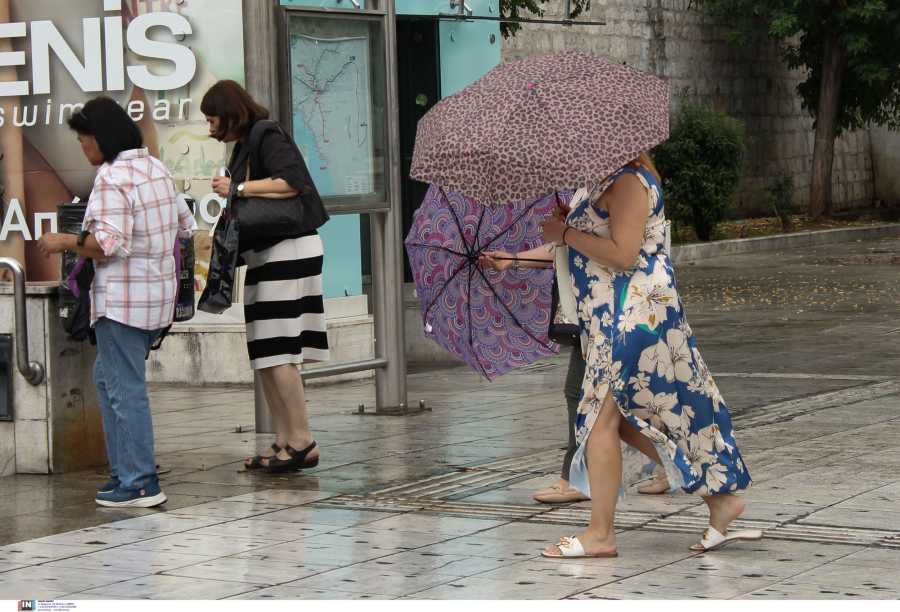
xmin=697 ymin=526 xmax=764 ymax=550
xmin=698 ymin=525 xmax=726 ymax=549
xmin=557 ymin=536 xmax=586 ymax=557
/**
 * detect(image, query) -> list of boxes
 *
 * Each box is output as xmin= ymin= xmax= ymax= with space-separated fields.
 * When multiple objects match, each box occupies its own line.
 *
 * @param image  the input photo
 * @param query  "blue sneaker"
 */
xmin=98 ymin=477 xmax=120 ymax=494
xmin=95 ymin=480 xmax=167 ymax=508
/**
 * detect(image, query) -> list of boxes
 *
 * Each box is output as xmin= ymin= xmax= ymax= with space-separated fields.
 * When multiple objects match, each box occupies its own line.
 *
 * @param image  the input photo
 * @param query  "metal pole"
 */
xmin=253 ymin=371 xmax=275 ymax=434
xmin=373 ymin=0 xmax=408 ymax=413
xmin=0 ymin=258 xmax=44 ymax=385
xmin=242 ymin=0 xmax=280 ymax=120
xmin=243 ymin=0 xmax=280 ymax=433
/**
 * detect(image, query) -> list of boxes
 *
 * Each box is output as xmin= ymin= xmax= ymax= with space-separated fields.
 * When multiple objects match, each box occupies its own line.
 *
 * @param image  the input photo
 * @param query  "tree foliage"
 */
xmin=500 ymin=0 xmax=591 ymax=38
xmin=697 ymin=1 xmax=900 ymax=134
xmin=651 ymin=103 xmax=750 ymax=242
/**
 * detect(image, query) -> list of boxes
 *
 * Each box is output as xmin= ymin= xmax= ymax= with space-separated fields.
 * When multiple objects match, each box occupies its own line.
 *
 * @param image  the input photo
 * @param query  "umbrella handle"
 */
xmin=484 ymin=256 xmax=552 ymax=263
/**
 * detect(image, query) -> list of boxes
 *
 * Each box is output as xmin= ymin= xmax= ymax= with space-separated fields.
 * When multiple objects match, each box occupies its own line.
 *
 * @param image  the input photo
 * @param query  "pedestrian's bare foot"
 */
xmin=261 ymin=438 xmax=318 ymax=466
xmin=544 ymin=531 xmax=616 ymax=557
xmin=704 ymin=493 xmax=745 ymax=535
xmin=244 ymin=443 xmax=282 ymax=467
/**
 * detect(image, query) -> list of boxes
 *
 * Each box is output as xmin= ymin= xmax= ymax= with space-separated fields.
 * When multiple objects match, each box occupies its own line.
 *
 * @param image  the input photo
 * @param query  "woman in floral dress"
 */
xmin=484 ymin=155 xmax=759 ymax=557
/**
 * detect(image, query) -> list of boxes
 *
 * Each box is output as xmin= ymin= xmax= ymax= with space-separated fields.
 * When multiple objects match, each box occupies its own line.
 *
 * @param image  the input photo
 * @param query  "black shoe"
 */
xmin=262 ymin=442 xmax=318 ymax=473
xmin=244 ymin=444 xmax=281 ymax=469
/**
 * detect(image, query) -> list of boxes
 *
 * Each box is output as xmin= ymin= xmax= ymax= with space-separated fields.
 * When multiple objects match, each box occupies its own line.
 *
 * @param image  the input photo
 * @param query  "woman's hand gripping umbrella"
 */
xmin=405 ymin=186 xmax=574 ymax=380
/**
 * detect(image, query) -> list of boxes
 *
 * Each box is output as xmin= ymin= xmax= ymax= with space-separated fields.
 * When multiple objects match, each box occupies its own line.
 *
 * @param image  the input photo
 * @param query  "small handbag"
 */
xmin=548 ymin=277 xmax=579 ymax=347
xmin=547 ymin=188 xmax=589 ymax=347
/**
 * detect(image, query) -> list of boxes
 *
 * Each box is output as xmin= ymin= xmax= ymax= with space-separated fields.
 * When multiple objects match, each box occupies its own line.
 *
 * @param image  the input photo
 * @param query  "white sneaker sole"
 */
xmin=96 ymin=492 xmax=168 ymax=508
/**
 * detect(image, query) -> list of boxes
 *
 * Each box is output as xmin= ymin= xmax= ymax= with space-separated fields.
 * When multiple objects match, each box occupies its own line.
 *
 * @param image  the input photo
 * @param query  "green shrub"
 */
xmin=650 ymin=103 xmax=749 ymax=242
xmin=761 ymin=172 xmax=795 ymax=233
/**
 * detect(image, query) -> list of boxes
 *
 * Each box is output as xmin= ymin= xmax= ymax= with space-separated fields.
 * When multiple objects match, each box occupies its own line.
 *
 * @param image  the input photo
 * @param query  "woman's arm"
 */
xmin=539 ymin=172 xmax=648 ymax=270
xmin=480 ymin=245 xmax=555 ymax=272
xmin=37 ymin=233 xmax=109 ymax=260
xmin=240 ymin=177 xmax=299 ymax=199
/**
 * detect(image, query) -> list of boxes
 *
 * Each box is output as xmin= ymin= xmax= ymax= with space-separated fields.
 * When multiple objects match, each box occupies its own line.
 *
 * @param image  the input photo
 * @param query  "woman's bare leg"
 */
xmin=546 ymin=390 xmax=621 ymax=556
xmin=618 ymin=418 xmax=663 ymax=465
xmin=260 ymin=364 xmax=318 ymax=464
xmin=257 ymin=368 xmax=291 ymax=454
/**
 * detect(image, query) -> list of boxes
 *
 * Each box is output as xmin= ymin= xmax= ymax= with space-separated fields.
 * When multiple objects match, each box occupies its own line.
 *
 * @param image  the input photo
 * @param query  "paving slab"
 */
xmin=1 ymin=237 xmax=900 ymax=599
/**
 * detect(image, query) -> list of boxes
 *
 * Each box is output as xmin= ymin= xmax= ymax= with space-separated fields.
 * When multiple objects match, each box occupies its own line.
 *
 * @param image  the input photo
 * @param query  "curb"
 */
xmin=670 ymin=224 xmax=900 ymax=263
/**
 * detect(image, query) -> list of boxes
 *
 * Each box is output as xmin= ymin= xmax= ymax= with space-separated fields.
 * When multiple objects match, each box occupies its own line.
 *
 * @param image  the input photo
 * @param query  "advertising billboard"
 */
xmin=0 ymin=0 xmax=243 ymax=284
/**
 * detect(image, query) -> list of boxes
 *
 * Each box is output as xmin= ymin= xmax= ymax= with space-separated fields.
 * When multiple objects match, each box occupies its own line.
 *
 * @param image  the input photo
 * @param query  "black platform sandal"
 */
xmin=244 ymin=444 xmax=281 ymax=469
xmin=261 ymin=442 xmax=318 ymax=473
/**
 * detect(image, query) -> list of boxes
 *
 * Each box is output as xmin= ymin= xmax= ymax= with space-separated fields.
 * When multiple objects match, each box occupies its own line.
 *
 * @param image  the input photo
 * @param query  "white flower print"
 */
xmin=637 ymin=341 xmax=664 ymax=378
xmin=693 ymin=348 xmax=724 ymax=412
xmin=637 ymin=255 xmax=649 ymax=269
xmin=632 ymin=389 xmax=681 ymax=433
xmin=587 ymin=261 xmax=616 ymax=306
xmin=649 ymin=184 xmax=660 ymax=209
xmin=629 ymin=372 xmax=651 ymax=391
xmin=573 ymin=255 xmax=585 ymax=270
xmin=705 ymin=463 xmax=729 ymax=493
xmin=618 ymin=311 xmax=637 ymax=335
xmin=679 ymin=405 xmax=696 ymax=437
xmin=601 ymin=311 xmax=614 ymax=327
xmin=622 ymin=266 xmax=678 ymax=330
xmin=663 ymin=328 xmax=693 ymax=383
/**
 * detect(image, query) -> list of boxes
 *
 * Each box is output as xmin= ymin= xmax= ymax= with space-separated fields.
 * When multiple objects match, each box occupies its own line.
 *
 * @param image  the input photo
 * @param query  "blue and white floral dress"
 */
xmin=567 ymin=165 xmax=752 ymax=498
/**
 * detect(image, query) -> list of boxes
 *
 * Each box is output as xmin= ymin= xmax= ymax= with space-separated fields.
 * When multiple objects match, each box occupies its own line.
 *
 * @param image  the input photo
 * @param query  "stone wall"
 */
xmin=501 ymin=0 xmax=875 ymax=217
xmin=870 ymin=124 xmax=900 ymax=207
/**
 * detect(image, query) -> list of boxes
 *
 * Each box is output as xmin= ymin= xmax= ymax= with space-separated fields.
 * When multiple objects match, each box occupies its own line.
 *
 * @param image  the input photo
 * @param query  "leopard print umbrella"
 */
xmin=410 ymin=49 xmax=670 ymax=208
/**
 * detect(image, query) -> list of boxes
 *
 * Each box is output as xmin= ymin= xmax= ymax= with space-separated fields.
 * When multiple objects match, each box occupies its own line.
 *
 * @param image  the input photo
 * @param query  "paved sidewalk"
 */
xmin=1 ymin=237 xmax=899 ymax=600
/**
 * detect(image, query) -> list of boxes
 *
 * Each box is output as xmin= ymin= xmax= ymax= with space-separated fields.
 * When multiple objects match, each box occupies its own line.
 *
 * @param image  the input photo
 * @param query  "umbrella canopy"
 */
xmin=406 ymin=186 xmax=574 ymax=380
xmin=410 ymin=49 xmax=669 ymax=208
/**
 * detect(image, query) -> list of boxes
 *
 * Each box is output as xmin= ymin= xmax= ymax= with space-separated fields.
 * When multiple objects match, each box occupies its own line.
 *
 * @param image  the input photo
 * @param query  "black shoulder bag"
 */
xmin=227 ymin=124 xmax=311 ymax=241
xmin=548 ymin=278 xmax=580 ymax=347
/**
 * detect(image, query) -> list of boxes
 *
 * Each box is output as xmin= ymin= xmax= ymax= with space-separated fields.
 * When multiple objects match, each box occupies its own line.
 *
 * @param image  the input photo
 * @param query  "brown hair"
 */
xmin=627 ymin=153 xmax=662 ymax=184
xmin=200 ymin=80 xmax=270 ymax=141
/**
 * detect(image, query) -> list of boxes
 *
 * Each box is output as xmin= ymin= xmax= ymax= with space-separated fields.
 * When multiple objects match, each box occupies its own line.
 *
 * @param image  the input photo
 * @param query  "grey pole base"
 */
xmin=352 ymin=399 xmax=432 ymax=416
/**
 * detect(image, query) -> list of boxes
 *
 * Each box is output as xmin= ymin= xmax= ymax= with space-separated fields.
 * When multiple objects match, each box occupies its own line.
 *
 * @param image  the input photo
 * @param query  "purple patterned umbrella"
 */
xmin=410 ymin=49 xmax=670 ymax=208
xmin=406 ymin=186 xmax=574 ymax=380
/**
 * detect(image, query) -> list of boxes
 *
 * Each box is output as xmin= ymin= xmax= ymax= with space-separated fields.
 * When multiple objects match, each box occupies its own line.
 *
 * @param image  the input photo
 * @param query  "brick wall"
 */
xmin=501 ymin=0 xmax=875 ymax=217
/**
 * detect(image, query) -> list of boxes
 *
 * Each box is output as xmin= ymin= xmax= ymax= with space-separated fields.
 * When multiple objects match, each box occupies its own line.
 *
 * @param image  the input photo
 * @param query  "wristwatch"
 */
xmin=77 ymin=230 xmax=90 ymax=247
xmin=236 ymin=183 xmax=245 ymax=197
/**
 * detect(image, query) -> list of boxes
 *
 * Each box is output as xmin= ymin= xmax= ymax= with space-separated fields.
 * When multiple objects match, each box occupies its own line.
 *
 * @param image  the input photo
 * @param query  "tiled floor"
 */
xmin=2 ymin=238 xmax=900 ymax=599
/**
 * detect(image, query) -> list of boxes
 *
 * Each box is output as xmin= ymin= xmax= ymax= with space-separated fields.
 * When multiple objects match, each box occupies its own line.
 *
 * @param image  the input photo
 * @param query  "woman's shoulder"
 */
xmin=250 ymin=120 xmax=287 ymax=146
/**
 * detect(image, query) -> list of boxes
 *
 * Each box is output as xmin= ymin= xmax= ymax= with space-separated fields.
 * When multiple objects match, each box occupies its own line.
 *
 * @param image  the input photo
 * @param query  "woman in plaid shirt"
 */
xmin=37 ymin=97 xmax=197 ymax=508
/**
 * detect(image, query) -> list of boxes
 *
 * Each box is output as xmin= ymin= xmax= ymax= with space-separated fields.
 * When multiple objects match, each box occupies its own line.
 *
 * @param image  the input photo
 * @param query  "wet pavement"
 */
xmin=1 ymin=237 xmax=899 ymax=600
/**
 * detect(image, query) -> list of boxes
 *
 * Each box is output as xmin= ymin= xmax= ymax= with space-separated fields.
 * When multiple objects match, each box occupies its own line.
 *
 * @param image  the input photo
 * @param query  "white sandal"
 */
xmin=690 ymin=525 xmax=764 ymax=552
xmin=541 ymin=536 xmax=618 ymax=559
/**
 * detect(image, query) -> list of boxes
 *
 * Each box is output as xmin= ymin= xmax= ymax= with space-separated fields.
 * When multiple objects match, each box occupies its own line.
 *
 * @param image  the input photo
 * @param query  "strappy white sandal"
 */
xmin=541 ymin=536 xmax=618 ymax=559
xmin=690 ymin=525 xmax=764 ymax=552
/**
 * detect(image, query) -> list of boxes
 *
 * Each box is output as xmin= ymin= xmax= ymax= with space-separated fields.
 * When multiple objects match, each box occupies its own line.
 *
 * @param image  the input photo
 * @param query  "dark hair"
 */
xmin=200 ymin=80 xmax=270 ymax=141
xmin=67 ymin=97 xmax=143 ymax=163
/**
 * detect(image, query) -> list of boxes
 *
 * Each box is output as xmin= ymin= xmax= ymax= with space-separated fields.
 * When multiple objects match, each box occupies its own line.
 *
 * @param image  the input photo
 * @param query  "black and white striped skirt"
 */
xmin=242 ymin=233 xmax=330 ymax=370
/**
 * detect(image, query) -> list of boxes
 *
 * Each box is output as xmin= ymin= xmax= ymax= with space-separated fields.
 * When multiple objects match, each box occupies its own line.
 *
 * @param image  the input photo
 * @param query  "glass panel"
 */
xmin=287 ymin=15 xmax=387 ymax=210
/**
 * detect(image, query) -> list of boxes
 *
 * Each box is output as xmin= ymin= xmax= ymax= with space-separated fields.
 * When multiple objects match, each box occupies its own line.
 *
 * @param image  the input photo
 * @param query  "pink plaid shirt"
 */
xmin=83 ymin=148 xmax=198 ymax=330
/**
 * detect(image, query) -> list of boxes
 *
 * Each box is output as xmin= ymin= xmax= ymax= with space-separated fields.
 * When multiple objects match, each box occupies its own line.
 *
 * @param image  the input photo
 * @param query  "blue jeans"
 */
xmin=93 ymin=317 xmax=163 ymax=491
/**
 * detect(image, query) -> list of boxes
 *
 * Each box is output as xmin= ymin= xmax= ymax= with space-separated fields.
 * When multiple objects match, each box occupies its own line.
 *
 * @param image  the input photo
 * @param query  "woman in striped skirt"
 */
xmin=202 ymin=81 xmax=330 ymax=472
